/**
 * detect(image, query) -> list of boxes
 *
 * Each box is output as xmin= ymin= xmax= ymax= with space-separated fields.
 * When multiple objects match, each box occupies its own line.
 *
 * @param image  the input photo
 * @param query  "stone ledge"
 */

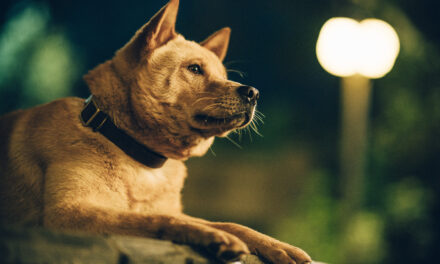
xmin=0 ymin=225 xmax=264 ymax=264
xmin=0 ymin=226 xmax=325 ymax=264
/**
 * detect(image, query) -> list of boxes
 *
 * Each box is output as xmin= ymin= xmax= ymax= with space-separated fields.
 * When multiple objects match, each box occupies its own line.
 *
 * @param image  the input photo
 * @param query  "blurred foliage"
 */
xmin=0 ymin=0 xmax=439 ymax=263
xmin=273 ymin=170 xmax=340 ymax=263
xmin=0 ymin=3 xmax=81 ymax=111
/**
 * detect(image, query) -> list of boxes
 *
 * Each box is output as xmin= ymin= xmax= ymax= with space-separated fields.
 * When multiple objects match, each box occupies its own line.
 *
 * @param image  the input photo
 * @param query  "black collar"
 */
xmin=80 ymin=95 xmax=167 ymax=168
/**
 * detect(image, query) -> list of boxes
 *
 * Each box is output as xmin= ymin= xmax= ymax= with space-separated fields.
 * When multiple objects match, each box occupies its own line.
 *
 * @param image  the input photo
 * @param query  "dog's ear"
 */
xmin=200 ymin=27 xmax=231 ymax=61
xmin=144 ymin=0 xmax=179 ymax=49
xmin=119 ymin=0 xmax=179 ymax=62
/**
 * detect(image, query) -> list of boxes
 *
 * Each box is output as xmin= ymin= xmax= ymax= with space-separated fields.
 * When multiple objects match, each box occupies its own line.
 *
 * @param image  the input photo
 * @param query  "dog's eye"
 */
xmin=187 ymin=64 xmax=203 ymax=75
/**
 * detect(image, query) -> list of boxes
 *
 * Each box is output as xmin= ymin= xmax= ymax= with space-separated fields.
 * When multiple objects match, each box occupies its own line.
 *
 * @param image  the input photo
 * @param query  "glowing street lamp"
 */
xmin=316 ymin=17 xmax=399 ymax=261
xmin=316 ymin=17 xmax=399 ymax=214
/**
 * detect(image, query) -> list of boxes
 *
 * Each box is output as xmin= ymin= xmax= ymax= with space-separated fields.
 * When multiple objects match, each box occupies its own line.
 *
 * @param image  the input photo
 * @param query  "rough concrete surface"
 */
xmin=0 ymin=225 xmax=264 ymax=264
xmin=0 ymin=226 xmax=324 ymax=264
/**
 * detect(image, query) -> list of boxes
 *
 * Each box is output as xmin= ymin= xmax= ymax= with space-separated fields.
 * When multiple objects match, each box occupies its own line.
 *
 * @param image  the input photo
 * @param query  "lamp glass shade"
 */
xmin=316 ymin=17 xmax=400 ymax=78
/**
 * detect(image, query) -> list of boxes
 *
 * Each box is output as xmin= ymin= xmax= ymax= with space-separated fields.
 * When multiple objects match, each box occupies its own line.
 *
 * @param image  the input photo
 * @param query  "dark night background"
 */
xmin=0 ymin=0 xmax=439 ymax=263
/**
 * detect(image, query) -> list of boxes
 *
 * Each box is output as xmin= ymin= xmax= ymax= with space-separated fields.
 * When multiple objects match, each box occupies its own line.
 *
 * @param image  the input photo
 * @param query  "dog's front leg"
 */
xmin=181 ymin=215 xmax=312 ymax=264
xmin=43 ymin=204 xmax=249 ymax=261
xmin=41 ymin=163 xmax=249 ymax=262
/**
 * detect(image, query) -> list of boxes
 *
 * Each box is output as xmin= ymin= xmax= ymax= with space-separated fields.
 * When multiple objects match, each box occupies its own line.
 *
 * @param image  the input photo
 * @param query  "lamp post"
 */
xmin=316 ymin=17 xmax=399 ymax=260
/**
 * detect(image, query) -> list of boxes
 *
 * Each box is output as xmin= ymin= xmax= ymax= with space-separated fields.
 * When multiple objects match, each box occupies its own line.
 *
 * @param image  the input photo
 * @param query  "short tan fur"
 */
xmin=0 ymin=1 xmax=311 ymax=263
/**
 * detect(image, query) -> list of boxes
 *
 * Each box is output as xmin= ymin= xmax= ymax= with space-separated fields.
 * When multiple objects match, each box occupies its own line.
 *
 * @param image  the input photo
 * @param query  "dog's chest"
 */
xmin=125 ymin=167 xmax=167 ymax=200
xmin=117 ymin=160 xmax=186 ymax=214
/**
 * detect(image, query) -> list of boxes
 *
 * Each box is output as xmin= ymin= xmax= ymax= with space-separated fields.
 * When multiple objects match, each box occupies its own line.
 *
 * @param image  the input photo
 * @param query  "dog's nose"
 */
xmin=237 ymin=85 xmax=259 ymax=104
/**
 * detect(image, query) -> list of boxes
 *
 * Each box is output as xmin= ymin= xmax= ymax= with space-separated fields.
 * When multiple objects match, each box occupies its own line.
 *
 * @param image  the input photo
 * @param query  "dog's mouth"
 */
xmin=194 ymin=113 xmax=248 ymax=126
xmin=190 ymin=111 xmax=252 ymax=137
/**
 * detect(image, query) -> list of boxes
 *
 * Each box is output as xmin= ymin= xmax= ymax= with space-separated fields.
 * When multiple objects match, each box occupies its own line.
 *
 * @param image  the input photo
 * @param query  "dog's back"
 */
xmin=0 ymin=109 xmax=33 ymax=224
xmin=0 ymin=98 xmax=82 ymax=225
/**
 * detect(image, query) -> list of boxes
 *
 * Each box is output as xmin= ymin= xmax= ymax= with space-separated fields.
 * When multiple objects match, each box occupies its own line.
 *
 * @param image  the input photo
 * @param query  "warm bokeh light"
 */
xmin=316 ymin=18 xmax=359 ymax=77
xmin=316 ymin=17 xmax=400 ymax=78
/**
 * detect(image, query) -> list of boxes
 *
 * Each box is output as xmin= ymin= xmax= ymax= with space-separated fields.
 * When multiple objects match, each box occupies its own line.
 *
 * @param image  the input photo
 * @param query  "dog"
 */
xmin=0 ymin=0 xmax=311 ymax=263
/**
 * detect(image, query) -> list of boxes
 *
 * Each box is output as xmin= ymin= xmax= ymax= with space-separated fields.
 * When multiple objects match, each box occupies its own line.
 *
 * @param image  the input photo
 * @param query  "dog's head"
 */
xmin=85 ymin=0 xmax=259 ymax=160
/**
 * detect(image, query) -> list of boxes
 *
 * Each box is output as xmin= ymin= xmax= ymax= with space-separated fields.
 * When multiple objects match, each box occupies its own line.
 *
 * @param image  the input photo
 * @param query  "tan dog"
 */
xmin=0 ymin=0 xmax=311 ymax=263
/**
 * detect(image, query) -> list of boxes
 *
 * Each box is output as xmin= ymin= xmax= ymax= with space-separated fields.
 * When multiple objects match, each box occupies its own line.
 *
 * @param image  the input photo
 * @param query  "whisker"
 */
xmin=254 ymin=111 xmax=263 ymax=118
xmin=226 ymin=69 xmax=246 ymax=79
xmin=209 ymin=146 xmax=216 ymax=157
xmin=253 ymin=118 xmax=263 ymax=126
xmin=253 ymin=110 xmax=265 ymax=126
xmin=225 ymin=135 xmax=242 ymax=149
xmin=250 ymin=121 xmax=263 ymax=137
xmin=247 ymin=126 xmax=253 ymax=142
xmin=237 ymin=128 xmax=243 ymax=141
xmin=255 ymin=118 xmax=264 ymax=126
xmin=255 ymin=110 xmax=266 ymax=118
xmin=256 ymin=113 xmax=264 ymax=120
xmin=253 ymin=114 xmax=264 ymax=125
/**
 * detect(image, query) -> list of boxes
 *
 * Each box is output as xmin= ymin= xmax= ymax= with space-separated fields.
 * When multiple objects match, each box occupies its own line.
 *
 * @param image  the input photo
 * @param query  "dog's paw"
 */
xmin=186 ymin=227 xmax=249 ymax=262
xmin=204 ymin=229 xmax=250 ymax=262
xmin=252 ymin=240 xmax=311 ymax=264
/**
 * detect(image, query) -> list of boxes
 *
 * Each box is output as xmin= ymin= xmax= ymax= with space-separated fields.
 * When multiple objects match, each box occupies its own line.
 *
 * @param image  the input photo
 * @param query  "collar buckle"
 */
xmin=80 ymin=95 xmax=108 ymax=131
